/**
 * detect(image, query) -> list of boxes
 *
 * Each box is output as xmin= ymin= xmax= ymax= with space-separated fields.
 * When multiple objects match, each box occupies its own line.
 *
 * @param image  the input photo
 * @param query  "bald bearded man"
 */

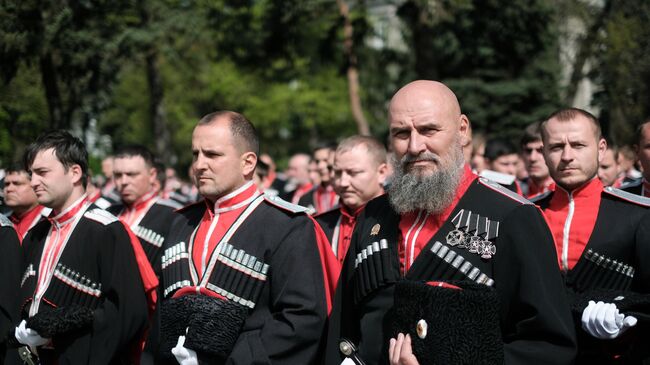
xmin=325 ymin=81 xmax=576 ymax=365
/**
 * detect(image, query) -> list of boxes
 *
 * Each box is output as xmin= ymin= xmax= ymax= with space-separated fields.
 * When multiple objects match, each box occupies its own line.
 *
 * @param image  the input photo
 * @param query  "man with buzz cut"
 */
xmin=14 ymin=130 xmax=157 ymax=364
xmin=108 ymin=145 xmax=180 ymax=268
xmin=315 ymin=135 xmax=389 ymax=267
xmin=533 ymin=108 xmax=650 ymax=364
xmin=159 ymin=111 xmax=335 ymax=364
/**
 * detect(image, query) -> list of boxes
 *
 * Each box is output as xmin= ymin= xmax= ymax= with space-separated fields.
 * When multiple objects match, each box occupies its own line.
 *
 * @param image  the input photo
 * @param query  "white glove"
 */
xmin=171 ymin=335 xmax=198 ymax=365
xmin=14 ymin=320 xmax=50 ymax=347
xmin=341 ymin=358 xmax=356 ymax=365
xmin=581 ymin=300 xmax=638 ymax=339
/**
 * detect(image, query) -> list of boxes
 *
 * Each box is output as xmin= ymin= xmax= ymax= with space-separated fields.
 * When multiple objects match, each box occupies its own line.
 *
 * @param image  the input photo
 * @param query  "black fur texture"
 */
xmin=384 ymin=280 xmax=503 ymax=365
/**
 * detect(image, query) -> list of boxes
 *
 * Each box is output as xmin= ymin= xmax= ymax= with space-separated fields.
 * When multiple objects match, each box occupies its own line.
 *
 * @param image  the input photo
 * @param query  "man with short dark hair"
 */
xmin=299 ymin=143 xmax=339 ymax=214
xmin=15 ymin=130 xmax=156 ymax=364
xmin=315 ymin=135 xmax=389 ymax=266
xmin=520 ymin=121 xmax=555 ymax=198
xmin=326 ymin=81 xmax=576 ymax=365
xmin=534 ymin=108 xmax=650 ymax=364
xmin=479 ymin=137 xmax=523 ymax=195
xmin=159 ymin=111 xmax=333 ymax=364
xmin=622 ymin=120 xmax=650 ymax=197
xmin=3 ymin=164 xmax=49 ymax=242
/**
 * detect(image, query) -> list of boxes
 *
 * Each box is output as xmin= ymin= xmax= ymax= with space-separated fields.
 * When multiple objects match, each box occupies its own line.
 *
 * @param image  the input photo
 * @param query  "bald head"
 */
xmin=389 ymin=80 xmax=462 ymax=125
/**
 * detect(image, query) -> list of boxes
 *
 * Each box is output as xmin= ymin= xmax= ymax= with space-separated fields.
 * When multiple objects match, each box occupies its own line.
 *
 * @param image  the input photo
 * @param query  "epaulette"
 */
xmin=0 ymin=213 xmax=12 ymax=227
xmin=479 ymin=170 xmax=516 ymax=185
xmin=620 ymin=178 xmax=642 ymax=189
xmin=94 ymin=197 xmax=113 ymax=210
xmin=84 ymin=208 xmax=119 ymax=226
xmin=528 ymin=190 xmax=553 ymax=204
xmin=478 ymin=177 xmax=532 ymax=205
xmin=603 ymin=186 xmax=650 ymax=208
xmin=157 ymin=198 xmax=184 ymax=210
xmin=263 ymin=192 xmax=308 ymax=214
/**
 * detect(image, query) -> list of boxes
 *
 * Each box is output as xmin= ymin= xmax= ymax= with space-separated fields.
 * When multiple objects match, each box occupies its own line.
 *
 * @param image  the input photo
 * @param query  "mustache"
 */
xmin=399 ymin=152 xmax=441 ymax=167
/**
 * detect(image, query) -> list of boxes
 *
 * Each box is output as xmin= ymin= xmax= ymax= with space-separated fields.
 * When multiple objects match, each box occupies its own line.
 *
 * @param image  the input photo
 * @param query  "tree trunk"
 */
xmin=563 ymin=0 xmax=611 ymax=106
xmin=40 ymin=53 xmax=64 ymax=130
xmin=337 ymin=0 xmax=370 ymax=136
xmin=138 ymin=0 xmax=172 ymax=165
xmin=145 ymin=51 xmax=172 ymax=165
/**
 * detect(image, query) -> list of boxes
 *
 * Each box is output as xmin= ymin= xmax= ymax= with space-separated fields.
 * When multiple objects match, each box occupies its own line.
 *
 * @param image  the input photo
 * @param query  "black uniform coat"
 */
xmin=19 ymin=205 xmax=149 ymax=364
xmin=108 ymin=199 xmax=180 ymax=271
xmin=0 ymin=218 xmax=21 ymax=365
xmin=160 ymin=195 xmax=328 ymax=364
xmin=325 ymin=177 xmax=577 ymax=365
xmin=533 ymin=187 xmax=650 ymax=363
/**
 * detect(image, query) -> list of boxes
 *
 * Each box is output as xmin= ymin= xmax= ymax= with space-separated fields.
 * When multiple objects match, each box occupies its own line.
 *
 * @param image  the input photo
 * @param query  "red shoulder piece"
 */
xmin=119 ymin=220 xmax=158 ymax=365
xmin=308 ymin=215 xmax=339 ymax=315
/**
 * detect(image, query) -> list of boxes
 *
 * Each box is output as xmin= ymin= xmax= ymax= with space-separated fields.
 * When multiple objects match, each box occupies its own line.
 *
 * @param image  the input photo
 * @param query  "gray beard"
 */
xmin=388 ymin=147 xmax=464 ymax=215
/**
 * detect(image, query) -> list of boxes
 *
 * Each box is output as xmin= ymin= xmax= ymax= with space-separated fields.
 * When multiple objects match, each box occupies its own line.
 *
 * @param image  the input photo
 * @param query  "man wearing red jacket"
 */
xmin=533 ymin=108 xmax=650 ymax=364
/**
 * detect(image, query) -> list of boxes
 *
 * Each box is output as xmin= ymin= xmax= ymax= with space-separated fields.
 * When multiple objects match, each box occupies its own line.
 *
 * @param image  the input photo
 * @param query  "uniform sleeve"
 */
xmin=495 ymin=205 xmax=577 ymax=364
xmin=226 ymin=216 xmax=328 ymax=364
xmin=0 ymin=226 xmax=21 ymax=354
xmin=88 ymin=223 xmax=149 ymax=363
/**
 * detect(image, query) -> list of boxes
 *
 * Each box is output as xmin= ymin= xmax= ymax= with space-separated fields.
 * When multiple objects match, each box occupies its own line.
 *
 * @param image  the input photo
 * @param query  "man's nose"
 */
xmin=407 ymin=132 xmax=426 ymax=156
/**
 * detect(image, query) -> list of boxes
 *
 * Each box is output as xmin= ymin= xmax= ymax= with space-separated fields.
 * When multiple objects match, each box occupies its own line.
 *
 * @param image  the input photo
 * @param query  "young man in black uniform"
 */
xmin=159 ymin=111 xmax=332 ymax=364
xmin=533 ymin=108 xmax=650 ymax=364
xmin=326 ymin=80 xmax=576 ymax=365
xmin=15 ymin=130 xmax=156 ymax=364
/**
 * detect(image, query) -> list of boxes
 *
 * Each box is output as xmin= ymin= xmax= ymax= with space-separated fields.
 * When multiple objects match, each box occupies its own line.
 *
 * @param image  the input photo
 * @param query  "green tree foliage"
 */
xmin=397 ymin=0 xmax=562 ymax=139
xmin=592 ymin=0 xmax=650 ymax=144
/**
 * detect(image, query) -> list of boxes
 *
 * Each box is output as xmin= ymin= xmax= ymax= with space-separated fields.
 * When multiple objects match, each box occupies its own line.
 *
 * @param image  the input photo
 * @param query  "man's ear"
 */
xmin=241 ymin=152 xmax=258 ymax=177
xmin=597 ymin=138 xmax=607 ymax=164
xmin=69 ymin=164 xmax=83 ymax=185
xmin=458 ymin=114 xmax=470 ymax=148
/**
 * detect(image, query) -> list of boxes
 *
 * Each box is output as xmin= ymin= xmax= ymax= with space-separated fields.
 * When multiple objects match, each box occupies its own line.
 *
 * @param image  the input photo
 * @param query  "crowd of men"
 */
xmin=0 ymin=80 xmax=649 ymax=365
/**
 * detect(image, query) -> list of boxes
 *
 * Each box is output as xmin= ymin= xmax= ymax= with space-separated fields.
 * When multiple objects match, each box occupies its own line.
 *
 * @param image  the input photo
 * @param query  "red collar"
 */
xmin=340 ymin=204 xmax=364 ymax=220
xmin=527 ymin=177 xmax=555 ymax=197
xmin=126 ymin=190 xmax=158 ymax=211
xmin=204 ymin=181 xmax=260 ymax=219
xmin=10 ymin=204 xmax=42 ymax=224
xmin=49 ymin=195 xmax=89 ymax=226
xmin=552 ymin=178 xmax=602 ymax=203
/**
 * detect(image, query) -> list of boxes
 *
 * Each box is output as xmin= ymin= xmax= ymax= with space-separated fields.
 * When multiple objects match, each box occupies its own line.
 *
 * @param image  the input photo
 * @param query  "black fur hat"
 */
xmin=160 ymin=294 xmax=248 ymax=363
xmin=384 ymin=280 xmax=503 ymax=365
